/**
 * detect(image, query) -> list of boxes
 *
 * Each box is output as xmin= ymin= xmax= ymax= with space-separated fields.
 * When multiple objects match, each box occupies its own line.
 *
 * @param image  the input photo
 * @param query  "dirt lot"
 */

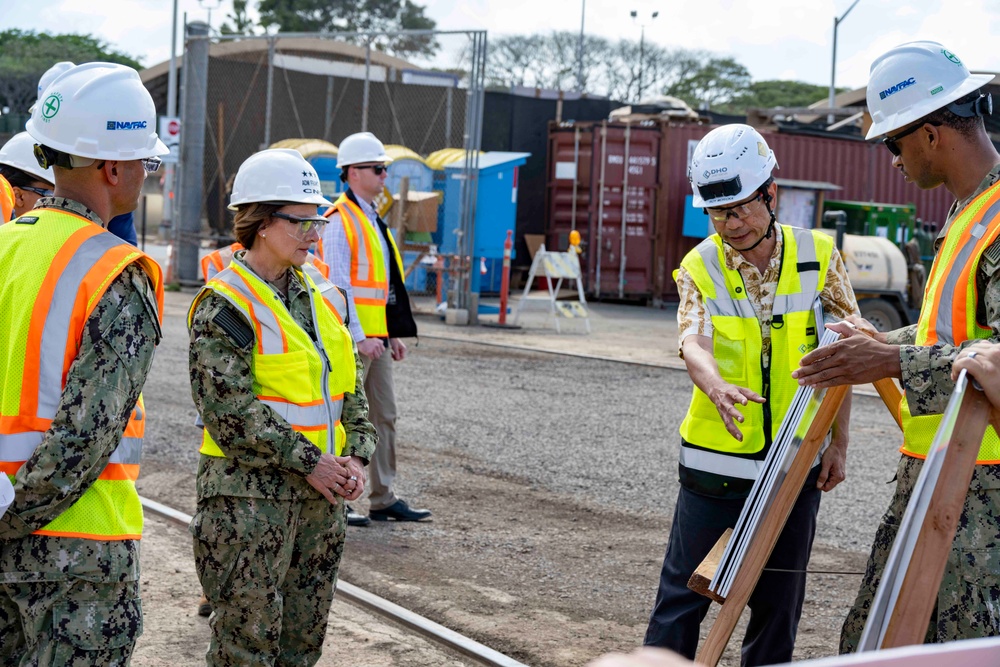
xmin=132 ymin=291 xmax=902 ymax=666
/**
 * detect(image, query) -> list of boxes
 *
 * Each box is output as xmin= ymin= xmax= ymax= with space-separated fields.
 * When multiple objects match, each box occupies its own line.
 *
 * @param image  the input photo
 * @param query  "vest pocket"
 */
xmin=713 ymin=317 xmax=747 ymax=384
xmin=254 ymin=350 xmax=313 ymax=404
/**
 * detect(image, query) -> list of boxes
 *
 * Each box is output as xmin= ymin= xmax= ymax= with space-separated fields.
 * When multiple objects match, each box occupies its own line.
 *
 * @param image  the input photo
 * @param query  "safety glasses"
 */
xmin=353 ymin=164 xmax=387 ymax=175
xmin=141 ymin=157 xmax=162 ymax=173
xmin=272 ymin=211 xmax=328 ymax=240
xmin=706 ymin=192 xmax=764 ymax=223
xmin=18 ymin=185 xmax=54 ymax=197
xmin=882 ymin=121 xmax=941 ymax=157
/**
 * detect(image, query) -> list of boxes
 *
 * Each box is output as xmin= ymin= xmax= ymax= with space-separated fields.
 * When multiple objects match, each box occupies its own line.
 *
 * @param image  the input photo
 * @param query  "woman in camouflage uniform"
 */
xmin=188 ymin=149 xmax=376 ymax=666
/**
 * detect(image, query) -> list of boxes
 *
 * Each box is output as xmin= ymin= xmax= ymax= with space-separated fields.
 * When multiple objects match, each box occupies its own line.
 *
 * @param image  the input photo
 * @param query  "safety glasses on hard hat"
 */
xmin=706 ymin=192 xmax=764 ymax=223
xmin=272 ymin=211 xmax=328 ymax=240
xmin=697 ymin=175 xmax=743 ymax=205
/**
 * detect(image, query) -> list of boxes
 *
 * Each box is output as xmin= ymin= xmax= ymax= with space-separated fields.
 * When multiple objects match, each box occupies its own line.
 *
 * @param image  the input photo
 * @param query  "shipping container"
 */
xmin=547 ymin=122 xmax=661 ymax=300
xmin=547 ymin=120 xmax=960 ymax=303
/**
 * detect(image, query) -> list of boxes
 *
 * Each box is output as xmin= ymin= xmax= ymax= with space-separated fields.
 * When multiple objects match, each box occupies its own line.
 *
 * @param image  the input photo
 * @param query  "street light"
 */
xmin=828 ymin=0 xmax=861 ymax=125
xmin=630 ymin=10 xmax=659 ymax=103
xmin=198 ymin=0 xmax=222 ymax=32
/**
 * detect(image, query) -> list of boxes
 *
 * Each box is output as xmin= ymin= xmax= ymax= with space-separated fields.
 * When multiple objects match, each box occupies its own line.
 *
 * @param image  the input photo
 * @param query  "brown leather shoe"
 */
xmin=197 ymin=594 xmax=212 ymax=617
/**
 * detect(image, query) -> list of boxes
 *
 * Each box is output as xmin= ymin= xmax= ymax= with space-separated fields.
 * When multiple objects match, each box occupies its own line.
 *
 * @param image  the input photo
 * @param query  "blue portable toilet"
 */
xmin=383 ymin=145 xmax=434 ymax=194
xmin=441 ymin=151 xmax=530 ymax=294
xmin=426 ymin=148 xmax=483 ymax=248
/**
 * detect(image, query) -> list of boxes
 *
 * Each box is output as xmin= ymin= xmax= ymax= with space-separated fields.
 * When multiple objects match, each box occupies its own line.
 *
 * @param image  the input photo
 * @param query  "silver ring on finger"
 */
xmin=969 ymin=351 xmax=979 ymax=360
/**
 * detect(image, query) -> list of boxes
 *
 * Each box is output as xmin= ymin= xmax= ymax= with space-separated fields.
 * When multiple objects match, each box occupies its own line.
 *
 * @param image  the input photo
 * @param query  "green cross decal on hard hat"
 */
xmin=941 ymin=49 xmax=962 ymax=65
xmin=42 ymin=95 xmax=60 ymax=120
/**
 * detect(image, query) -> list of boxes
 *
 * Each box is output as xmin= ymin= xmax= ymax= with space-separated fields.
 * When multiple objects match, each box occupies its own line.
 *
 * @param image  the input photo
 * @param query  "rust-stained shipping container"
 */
xmin=547 ymin=120 xmax=958 ymax=303
xmin=547 ymin=122 xmax=661 ymax=300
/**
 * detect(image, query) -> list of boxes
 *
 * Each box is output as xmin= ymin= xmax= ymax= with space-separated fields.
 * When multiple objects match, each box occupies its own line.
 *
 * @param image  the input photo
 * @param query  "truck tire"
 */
xmin=860 ymin=298 xmax=903 ymax=332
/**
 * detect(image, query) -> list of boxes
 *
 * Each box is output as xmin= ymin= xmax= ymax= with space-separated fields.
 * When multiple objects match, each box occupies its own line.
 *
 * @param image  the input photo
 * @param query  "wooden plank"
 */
xmin=696 ymin=385 xmax=849 ymax=667
xmin=687 ymin=528 xmax=732 ymax=605
xmin=880 ymin=386 xmax=989 ymax=648
xmin=873 ymin=378 xmax=904 ymax=430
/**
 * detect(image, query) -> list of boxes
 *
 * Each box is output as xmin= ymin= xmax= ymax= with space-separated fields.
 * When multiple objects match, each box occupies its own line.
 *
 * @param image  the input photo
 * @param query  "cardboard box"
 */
xmin=394 ymin=191 xmax=441 ymax=233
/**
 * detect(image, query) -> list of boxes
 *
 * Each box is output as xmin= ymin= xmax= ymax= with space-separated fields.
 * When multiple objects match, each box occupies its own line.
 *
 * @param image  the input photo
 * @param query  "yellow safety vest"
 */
xmin=0 ymin=208 xmax=164 ymax=540
xmin=676 ymin=226 xmax=832 ymax=479
xmin=189 ymin=257 xmax=356 ymax=457
xmin=323 ymin=193 xmax=405 ymax=338
xmin=900 ymin=182 xmax=1000 ymax=463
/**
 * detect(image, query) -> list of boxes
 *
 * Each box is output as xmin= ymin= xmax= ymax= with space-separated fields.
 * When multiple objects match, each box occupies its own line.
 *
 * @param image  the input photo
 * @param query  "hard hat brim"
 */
xmin=866 ymin=72 xmax=995 ymax=139
xmin=227 ymin=193 xmax=335 ymax=211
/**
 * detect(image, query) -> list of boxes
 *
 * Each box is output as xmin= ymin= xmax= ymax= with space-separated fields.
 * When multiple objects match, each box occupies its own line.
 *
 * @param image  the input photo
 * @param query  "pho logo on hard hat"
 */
xmin=41 ymin=93 xmax=62 ymax=122
xmin=107 ymin=120 xmax=148 ymax=130
xmin=879 ymin=77 xmax=916 ymax=100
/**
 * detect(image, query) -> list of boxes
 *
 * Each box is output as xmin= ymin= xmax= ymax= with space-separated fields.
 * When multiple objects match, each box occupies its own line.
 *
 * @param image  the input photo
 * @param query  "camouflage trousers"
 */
xmin=191 ymin=494 xmax=346 ymax=667
xmin=840 ymin=455 xmax=1000 ymax=652
xmin=0 ymin=578 xmax=141 ymax=666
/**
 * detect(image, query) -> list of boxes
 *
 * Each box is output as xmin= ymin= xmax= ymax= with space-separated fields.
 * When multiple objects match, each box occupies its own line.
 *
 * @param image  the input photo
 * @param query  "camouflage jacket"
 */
xmin=0 ymin=198 xmax=161 ymax=584
xmin=893 ymin=163 xmax=1000 ymax=416
xmin=188 ymin=256 xmax=376 ymax=501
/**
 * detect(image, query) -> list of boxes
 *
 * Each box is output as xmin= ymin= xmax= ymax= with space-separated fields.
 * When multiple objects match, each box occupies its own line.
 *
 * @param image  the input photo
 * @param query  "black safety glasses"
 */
xmin=353 ymin=164 xmax=387 ymax=175
xmin=883 ymin=121 xmax=942 ymax=157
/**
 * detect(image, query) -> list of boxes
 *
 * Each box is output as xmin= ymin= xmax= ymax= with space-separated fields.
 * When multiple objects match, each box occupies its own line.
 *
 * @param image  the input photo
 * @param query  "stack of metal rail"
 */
xmin=709 ymin=304 xmax=839 ymax=600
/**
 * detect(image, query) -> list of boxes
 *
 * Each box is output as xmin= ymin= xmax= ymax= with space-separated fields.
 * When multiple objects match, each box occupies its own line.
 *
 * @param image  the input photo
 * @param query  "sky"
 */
xmin=5 ymin=0 xmax=1000 ymax=92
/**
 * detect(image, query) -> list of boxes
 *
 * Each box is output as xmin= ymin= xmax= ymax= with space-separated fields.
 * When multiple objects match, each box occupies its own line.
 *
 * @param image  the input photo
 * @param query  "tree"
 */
xmin=0 ymin=30 xmax=142 ymax=113
xmin=220 ymin=0 xmax=257 ymax=36
xmin=665 ymin=56 xmax=752 ymax=110
xmin=256 ymin=0 xmax=439 ymax=58
xmin=730 ymin=80 xmax=848 ymax=112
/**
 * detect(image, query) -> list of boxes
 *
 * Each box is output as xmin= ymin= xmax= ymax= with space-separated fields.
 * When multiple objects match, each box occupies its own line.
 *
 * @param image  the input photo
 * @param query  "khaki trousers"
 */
xmin=362 ymin=347 xmax=398 ymax=510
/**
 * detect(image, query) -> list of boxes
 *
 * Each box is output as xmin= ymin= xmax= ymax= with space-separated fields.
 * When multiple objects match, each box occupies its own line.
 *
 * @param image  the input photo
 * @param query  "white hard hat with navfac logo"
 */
xmin=865 ymin=41 xmax=995 ymax=140
xmin=689 ymin=124 xmax=777 ymax=208
xmin=26 ymin=62 xmax=169 ymax=163
xmin=229 ymin=148 xmax=334 ymax=209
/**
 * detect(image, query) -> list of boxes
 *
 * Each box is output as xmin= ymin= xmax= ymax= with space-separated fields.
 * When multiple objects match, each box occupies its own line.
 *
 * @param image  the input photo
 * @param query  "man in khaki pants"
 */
xmin=319 ymin=132 xmax=430 ymax=525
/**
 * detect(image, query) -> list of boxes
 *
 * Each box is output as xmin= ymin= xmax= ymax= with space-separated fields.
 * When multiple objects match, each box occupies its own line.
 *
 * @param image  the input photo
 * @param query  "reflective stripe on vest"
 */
xmin=325 ymin=193 xmax=405 ymax=337
xmin=677 ymin=226 xmax=832 ymax=470
xmin=0 ymin=208 xmax=164 ymax=540
xmin=189 ymin=257 xmax=356 ymax=458
xmin=900 ymin=182 xmax=1000 ymax=463
xmin=202 ymin=243 xmax=332 ymax=285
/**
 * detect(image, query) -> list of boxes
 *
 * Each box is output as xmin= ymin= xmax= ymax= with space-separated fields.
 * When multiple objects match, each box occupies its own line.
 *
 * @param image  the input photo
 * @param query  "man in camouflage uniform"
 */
xmin=188 ymin=149 xmax=377 ymax=666
xmin=794 ymin=42 xmax=1000 ymax=650
xmin=0 ymin=63 xmax=166 ymax=664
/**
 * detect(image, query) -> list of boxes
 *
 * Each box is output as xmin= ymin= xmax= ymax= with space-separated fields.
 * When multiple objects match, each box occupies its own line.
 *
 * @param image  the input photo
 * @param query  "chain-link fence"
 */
xmin=167 ymin=24 xmax=486 ymax=308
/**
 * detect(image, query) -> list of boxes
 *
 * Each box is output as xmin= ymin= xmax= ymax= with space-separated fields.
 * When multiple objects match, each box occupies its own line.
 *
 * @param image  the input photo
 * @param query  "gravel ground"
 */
xmin=135 ymin=290 xmax=906 ymax=665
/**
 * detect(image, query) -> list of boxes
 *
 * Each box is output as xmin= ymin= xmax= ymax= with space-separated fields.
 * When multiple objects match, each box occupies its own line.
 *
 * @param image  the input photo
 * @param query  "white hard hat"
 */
xmin=229 ymin=148 xmax=334 ymax=210
xmin=689 ymin=124 xmax=777 ymax=208
xmin=866 ymin=41 xmax=995 ymax=139
xmin=26 ymin=62 xmax=169 ymax=163
xmin=336 ymin=132 xmax=393 ymax=167
xmin=29 ymin=61 xmax=75 ymax=113
xmin=0 ymin=132 xmax=55 ymax=184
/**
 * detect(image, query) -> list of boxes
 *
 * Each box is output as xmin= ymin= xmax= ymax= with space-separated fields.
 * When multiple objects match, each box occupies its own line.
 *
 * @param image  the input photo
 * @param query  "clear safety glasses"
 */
xmin=272 ymin=211 xmax=328 ymax=240
xmin=706 ymin=192 xmax=764 ymax=223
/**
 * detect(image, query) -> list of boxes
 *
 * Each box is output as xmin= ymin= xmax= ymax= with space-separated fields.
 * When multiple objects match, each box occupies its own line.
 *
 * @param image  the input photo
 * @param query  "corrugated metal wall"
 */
xmin=547 ymin=121 xmax=959 ymax=303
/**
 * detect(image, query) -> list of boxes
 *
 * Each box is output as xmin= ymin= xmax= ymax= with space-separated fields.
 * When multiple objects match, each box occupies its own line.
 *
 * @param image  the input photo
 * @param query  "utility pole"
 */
xmin=576 ymin=0 xmax=586 ymax=92
xmin=828 ymin=0 xmax=861 ymax=125
xmin=630 ymin=10 xmax=658 ymax=102
xmin=162 ymin=0 xmax=179 ymax=239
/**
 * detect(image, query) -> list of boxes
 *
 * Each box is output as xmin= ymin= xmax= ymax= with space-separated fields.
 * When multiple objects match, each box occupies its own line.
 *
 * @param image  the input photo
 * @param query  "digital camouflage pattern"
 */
xmin=0 ymin=198 xmax=160 ymax=665
xmin=842 ymin=164 xmax=1000 ymax=652
xmin=191 ymin=495 xmax=345 ymax=666
xmin=840 ymin=456 xmax=1000 ymax=651
xmin=188 ymin=263 xmax=374 ymax=665
xmin=188 ymin=267 xmax=375 ymax=501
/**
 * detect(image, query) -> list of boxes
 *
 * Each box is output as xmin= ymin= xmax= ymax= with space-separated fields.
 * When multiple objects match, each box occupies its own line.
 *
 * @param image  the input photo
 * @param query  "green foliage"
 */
xmin=728 ymin=80 xmax=845 ymax=113
xmin=665 ymin=57 xmax=752 ymax=110
xmin=220 ymin=0 xmax=257 ymax=36
xmin=0 ymin=30 xmax=142 ymax=112
xmin=256 ymin=0 xmax=439 ymax=58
